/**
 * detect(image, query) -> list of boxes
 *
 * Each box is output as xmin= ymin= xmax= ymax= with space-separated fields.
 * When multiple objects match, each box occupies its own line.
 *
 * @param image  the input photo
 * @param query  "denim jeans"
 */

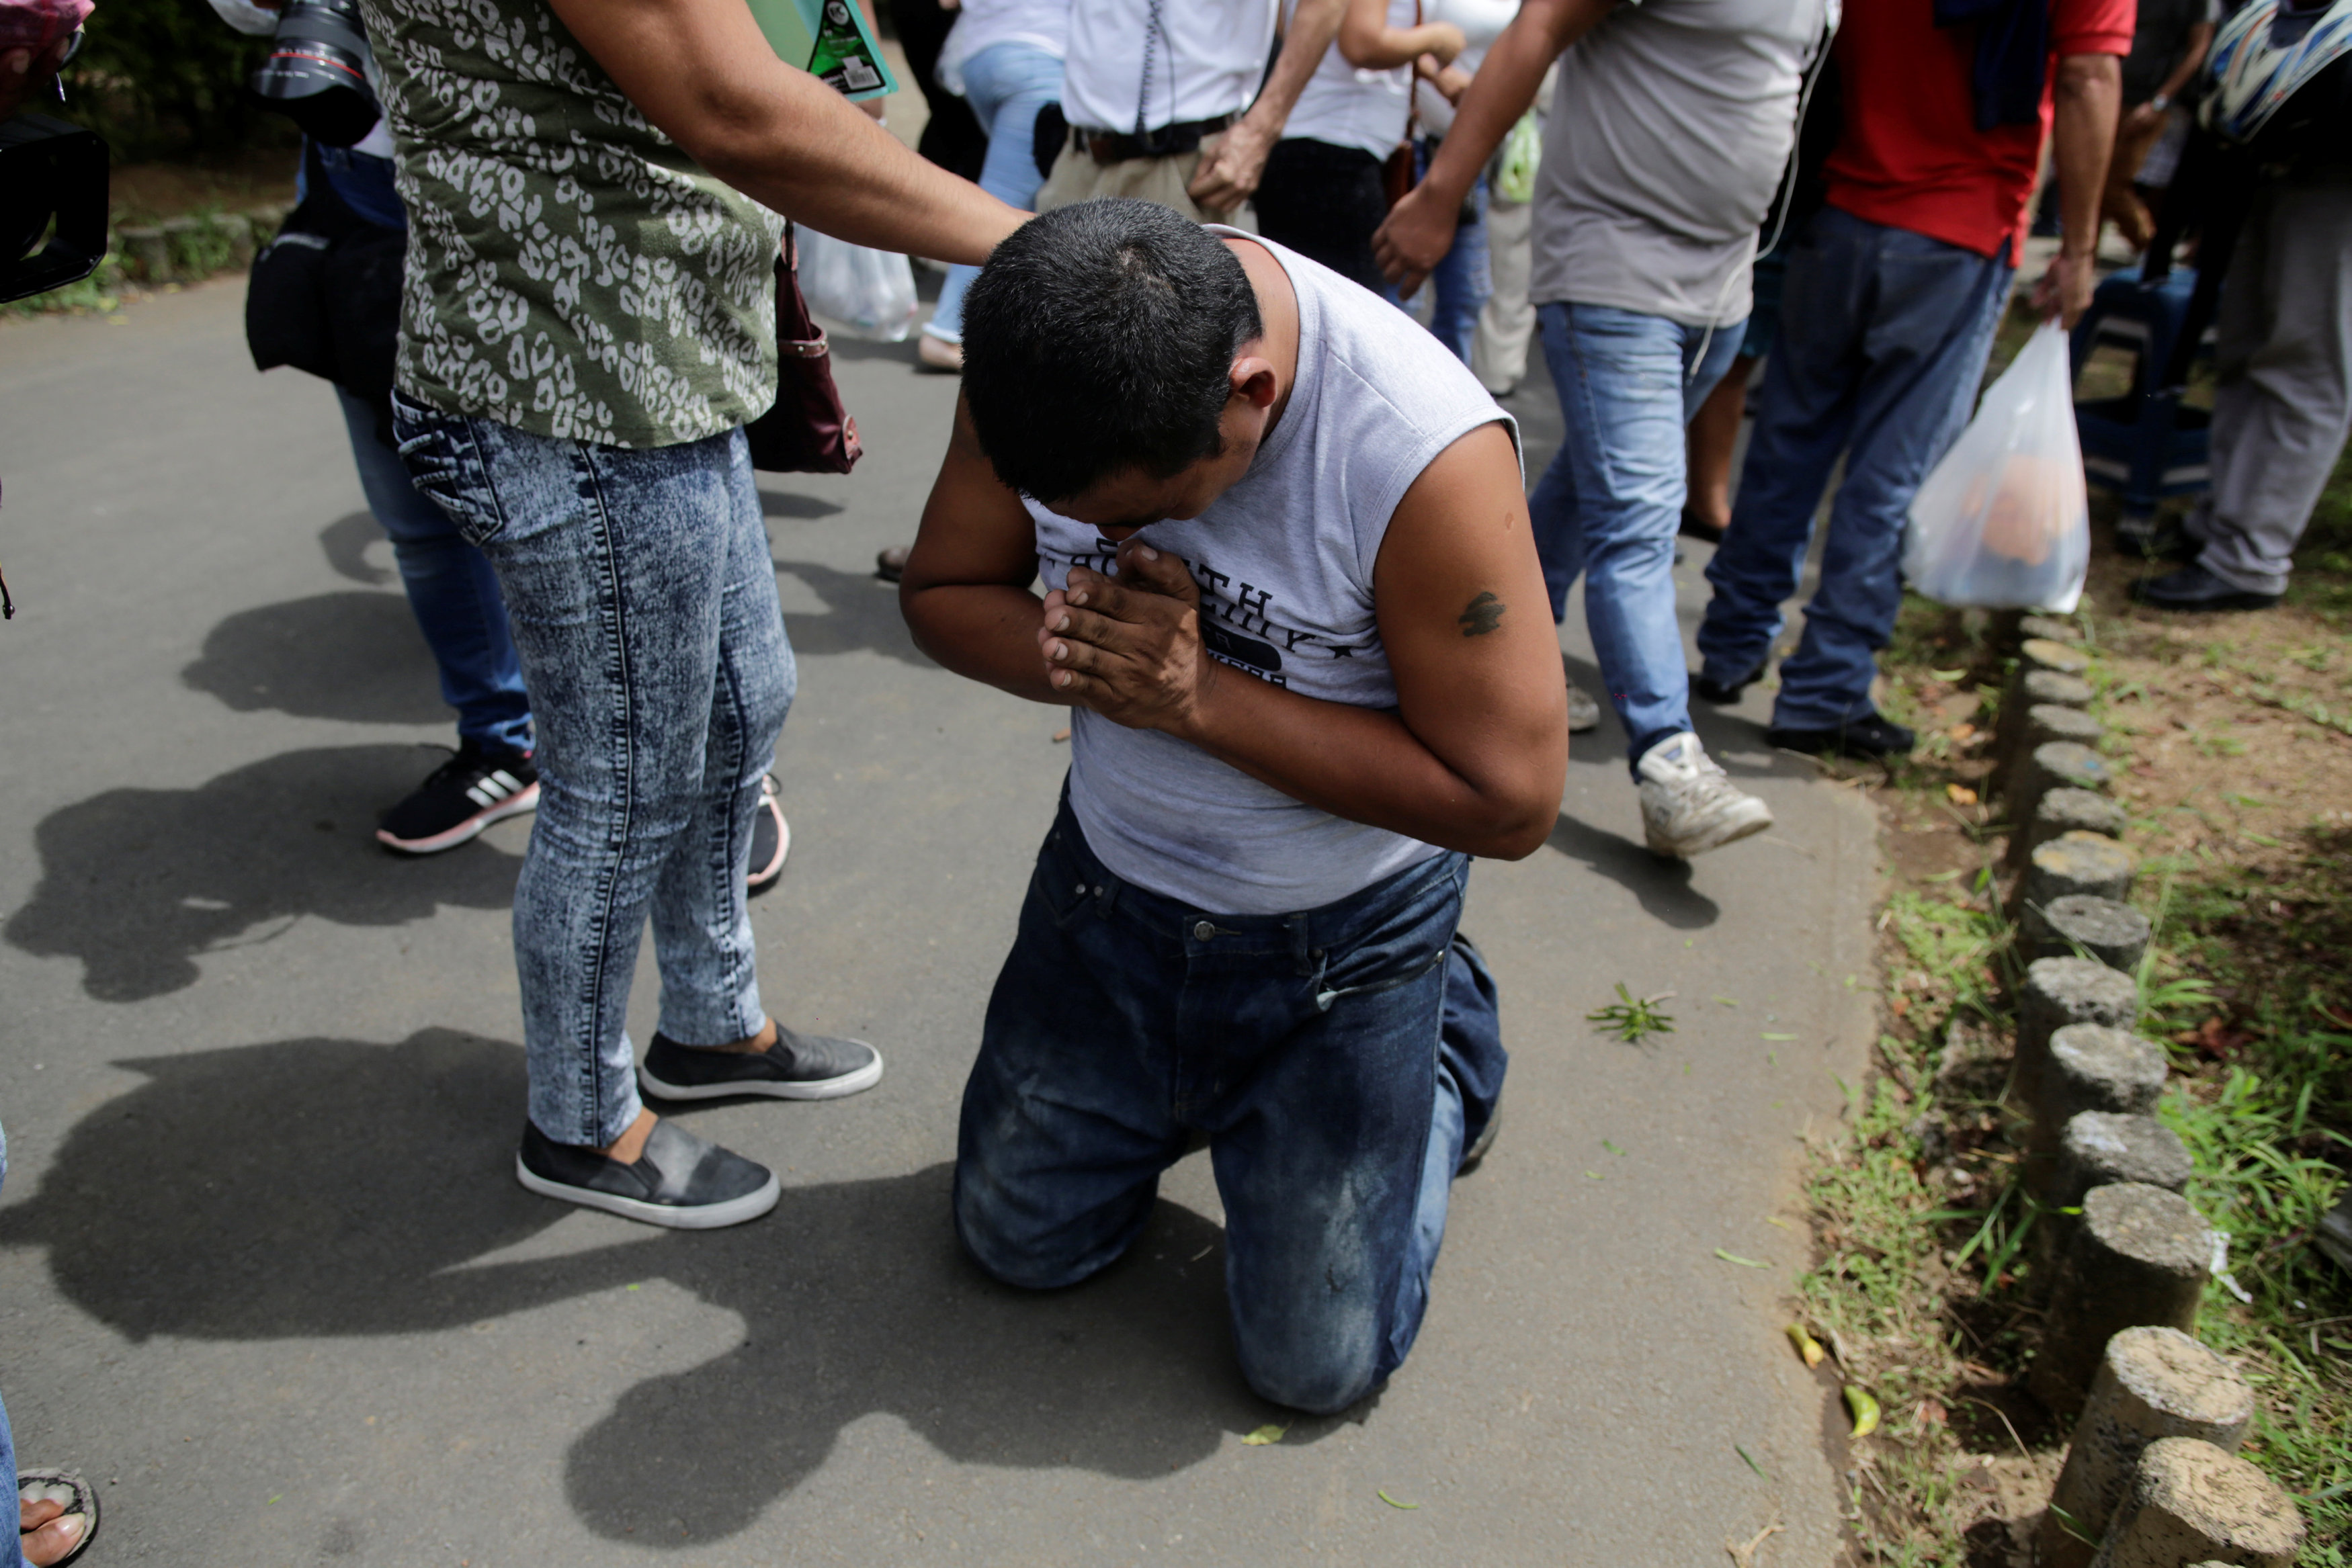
xmin=392 ymin=394 xmax=796 ymax=1147
xmin=1530 ymin=300 xmax=1745 ymax=764
xmin=1697 ymin=208 xmax=2013 ymax=731
xmin=1417 ymin=138 xmax=1491 ymax=362
xmin=337 ymin=388 xmax=534 ymax=755
xmin=954 ymin=797 xmax=1506 ymax=1414
xmin=925 ymin=42 xmax=1066 ymax=345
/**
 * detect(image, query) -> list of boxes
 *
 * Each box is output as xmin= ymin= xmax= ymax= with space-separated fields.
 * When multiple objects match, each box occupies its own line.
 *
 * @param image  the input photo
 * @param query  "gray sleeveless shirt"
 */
xmin=1025 ymin=231 xmax=1514 ymax=914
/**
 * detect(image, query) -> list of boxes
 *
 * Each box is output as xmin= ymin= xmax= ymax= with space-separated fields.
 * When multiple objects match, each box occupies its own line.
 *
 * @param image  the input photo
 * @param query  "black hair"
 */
xmin=960 ymin=199 xmax=1265 ymax=504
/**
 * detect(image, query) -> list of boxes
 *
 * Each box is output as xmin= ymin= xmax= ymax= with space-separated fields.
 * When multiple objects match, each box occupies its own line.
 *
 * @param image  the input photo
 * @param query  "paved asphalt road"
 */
xmin=0 ymin=277 xmax=1874 ymax=1567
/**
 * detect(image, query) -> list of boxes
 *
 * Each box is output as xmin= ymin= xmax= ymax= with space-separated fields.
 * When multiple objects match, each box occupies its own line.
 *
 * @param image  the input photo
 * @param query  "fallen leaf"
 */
xmin=1735 ymin=1444 xmax=1770 ymax=1481
xmin=1890 ymin=996 xmax=1911 ymax=1017
xmin=1931 ymin=667 xmax=1968 ymax=681
xmin=1917 ymin=1397 xmax=1947 ymax=1426
xmin=1377 ymin=1489 xmax=1419 ymax=1510
xmin=1241 ymin=1424 xmax=1288 ymax=1446
xmin=1945 ymin=783 xmax=1978 ymax=806
xmin=1948 ymin=722 xmax=1976 ymax=741
xmin=1761 ymin=1032 xmax=1797 ymax=1041
xmin=1843 ymin=1386 xmax=1881 ymax=1438
xmin=1584 ymin=1170 xmax=1605 ymax=1180
xmin=1716 ymin=1249 xmax=1770 ymax=1268
xmin=1601 ymin=1139 xmax=1626 ymax=1156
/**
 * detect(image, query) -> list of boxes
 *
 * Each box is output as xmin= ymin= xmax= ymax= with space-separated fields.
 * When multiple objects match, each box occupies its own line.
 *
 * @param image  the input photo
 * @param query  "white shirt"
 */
xmin=1027 ymin=231 xmax=1513 ymax=914
xmin=1283 ymin=0 xmax=1416 ymax=159
xmin=1060 ymin=0 xmax=1280 ymax=133
xmin=949 ymin=0 xmax=1072 ymax=64
xmin=1414 ymin=0 xmax=1519 ymax=136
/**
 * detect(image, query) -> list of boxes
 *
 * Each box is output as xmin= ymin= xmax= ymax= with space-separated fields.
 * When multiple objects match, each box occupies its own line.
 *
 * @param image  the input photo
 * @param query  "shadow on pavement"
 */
xmin=758 ymin=489 xmax=845 ymax=521
xmin=0 ymin=1030 xmax=1252 ymax=1541
xmin=318 ymin=511 xmax=394 ymax=586
xmin=1543 ymin=813 xmax=1720 ymax=929
xmin=182 ymin=590 xmax=446 ymax=726
xmin=3 ymin=746 xmax=519 ymax=1001
xmin=772 ymin=556 xmax=935 ymax=668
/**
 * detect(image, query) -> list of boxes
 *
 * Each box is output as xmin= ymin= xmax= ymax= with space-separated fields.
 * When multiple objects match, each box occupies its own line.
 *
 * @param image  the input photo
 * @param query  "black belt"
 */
xmin=1077 ymin=113 xmax=1237 ymax=166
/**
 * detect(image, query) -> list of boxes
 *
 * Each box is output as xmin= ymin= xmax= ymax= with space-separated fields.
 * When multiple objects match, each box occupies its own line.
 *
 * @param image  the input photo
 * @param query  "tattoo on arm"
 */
xmin=1456 ymin=591 xmax=1505 ymax=638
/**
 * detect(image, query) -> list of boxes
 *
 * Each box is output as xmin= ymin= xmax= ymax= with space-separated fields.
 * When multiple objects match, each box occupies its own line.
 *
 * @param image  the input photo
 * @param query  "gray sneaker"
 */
xmin=1636 ymin=731 xmax=1773 ymax=858
xmin=1563 ymin=655 xmax=1602 ymax=734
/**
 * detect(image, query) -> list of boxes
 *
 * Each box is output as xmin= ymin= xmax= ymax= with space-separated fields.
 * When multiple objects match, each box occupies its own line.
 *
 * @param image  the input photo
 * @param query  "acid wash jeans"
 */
xmin=954 ymin=797 xmax=1507 ymax=1414
xmin=1697 ymin=208 xmax=2013 ymax=732
xmin=392 ymin=392 xmax=795 ymax=1148
xmin=1530 ymin=300 xmax=1745 ymax=767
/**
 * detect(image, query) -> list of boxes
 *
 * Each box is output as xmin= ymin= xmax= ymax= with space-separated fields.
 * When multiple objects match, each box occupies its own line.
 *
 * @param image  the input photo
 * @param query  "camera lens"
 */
xmin=251 ymin=0 xmax=383 ymax=147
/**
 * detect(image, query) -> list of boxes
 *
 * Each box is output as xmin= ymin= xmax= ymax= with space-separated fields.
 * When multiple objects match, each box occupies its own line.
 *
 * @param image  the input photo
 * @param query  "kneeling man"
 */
xmin=900 ymin=200 xmax=1566 ymax=1413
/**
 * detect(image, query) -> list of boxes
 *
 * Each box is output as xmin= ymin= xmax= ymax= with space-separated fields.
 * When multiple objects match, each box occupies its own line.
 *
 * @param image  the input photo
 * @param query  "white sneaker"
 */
xmin=1562 ymin=654 xmax=1602 ymax=734
xmin=1636 ymin=731 xmax=1773 ymax=859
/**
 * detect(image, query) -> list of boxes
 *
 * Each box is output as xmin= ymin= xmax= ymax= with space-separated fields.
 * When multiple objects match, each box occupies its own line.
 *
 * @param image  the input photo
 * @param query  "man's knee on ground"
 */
xmin=1236 ymin=1335 xmax=1382 ymax=1416
xmin=951 ymin=1162 xmax=1124 ymax=1293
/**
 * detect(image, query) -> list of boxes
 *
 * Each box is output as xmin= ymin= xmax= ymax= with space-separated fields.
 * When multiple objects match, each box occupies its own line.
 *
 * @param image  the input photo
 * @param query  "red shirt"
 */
xmin=1824 ymin=0 xmax=2136 ymax=261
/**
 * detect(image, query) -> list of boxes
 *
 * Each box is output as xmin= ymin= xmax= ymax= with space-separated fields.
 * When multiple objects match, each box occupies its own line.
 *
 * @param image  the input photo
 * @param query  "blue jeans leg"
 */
xmin=392 ymin=396 xmax=795 ymax=1147
xmin=1423 ymin=158 xmax=1491 ymax=363
xmin=1529 ymin=301 xmax=1745 ymax=765
xmin=954 ymin=805 xmax=1502 ymax=1414
xmin=335 ymin=388 xmax=533 ymax=755
xmin=1700 ymin=210 xmax=2012 ymax=731
xmin=926 ymin=43 xmax=1066 ymax=344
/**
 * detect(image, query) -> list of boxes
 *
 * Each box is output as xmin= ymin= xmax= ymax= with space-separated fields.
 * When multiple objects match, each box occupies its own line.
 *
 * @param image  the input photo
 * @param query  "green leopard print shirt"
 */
xmin=360 ymin=0 xmax=787 ymax=447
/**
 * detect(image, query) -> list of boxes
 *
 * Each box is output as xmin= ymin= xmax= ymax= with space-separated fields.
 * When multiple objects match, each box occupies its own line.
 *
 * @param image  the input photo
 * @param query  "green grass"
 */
xmin=1585 ymin=983 xmax=1675 ymax=1045
xmin=2140 ymin=839 xmax=2352 ymax=1563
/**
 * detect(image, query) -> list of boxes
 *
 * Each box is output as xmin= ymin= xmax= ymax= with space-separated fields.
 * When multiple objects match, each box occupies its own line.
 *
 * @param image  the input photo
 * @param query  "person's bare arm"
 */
xmin=1337 ymin=0 xmax=1466 ymax=71
xmin=2032 ymin=50 xmax=2122 ymax=329
xmin=1372 ymin=0 xmax=1614 ymax=295
xmin=898 ymin=397 xmax=1068 ymax=701
xmin=540 ymin=0 xmax=1022 ymax=263
xmin=1188 ymin=0 xmax=1348 ymax=211
xmin=986 ymin=423 xmax=1566 ymax=858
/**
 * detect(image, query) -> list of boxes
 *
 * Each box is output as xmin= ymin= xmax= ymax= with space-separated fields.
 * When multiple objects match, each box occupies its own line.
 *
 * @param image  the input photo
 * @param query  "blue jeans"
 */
xmin=337 ymin=388 xmax=534 ymax=755
xmin=1417 ymin=140 xmax=1491 ymax=361
xmin=954 ymin=798 xmax=1505 ymax=1414
xmin=392 ymin=394 xmax=796 ymax=1147
xmin=1697 ymin=208 xmax=2013 ymax=731
xmin=925 ymin=42 xmax=1065 ymax=344
xmin=1530 ymin=300 xmax=1745 ymax=764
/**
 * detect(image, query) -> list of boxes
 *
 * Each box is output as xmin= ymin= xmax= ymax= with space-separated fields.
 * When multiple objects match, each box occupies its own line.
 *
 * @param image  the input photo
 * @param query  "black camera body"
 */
xmin=0 ymin=114 xmax=109 ymax=304
xmin=251 ymin=0 xmax=383 ymax=147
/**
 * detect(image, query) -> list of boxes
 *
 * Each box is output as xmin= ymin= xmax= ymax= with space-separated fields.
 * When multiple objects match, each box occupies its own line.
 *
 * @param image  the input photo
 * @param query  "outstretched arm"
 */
xmin=2032 ymin=50 xmax=2122 ymax=329
xmin=1371 ymin=0 xmax=1614 ymax=294
xmin=540 ymin=0 xmax=1023 ymax=264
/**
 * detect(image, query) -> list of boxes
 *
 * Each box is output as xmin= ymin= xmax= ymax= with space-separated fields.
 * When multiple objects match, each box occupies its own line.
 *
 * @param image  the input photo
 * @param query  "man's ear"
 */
xmin=1228 ymin=355 xmax=1280 ymax=412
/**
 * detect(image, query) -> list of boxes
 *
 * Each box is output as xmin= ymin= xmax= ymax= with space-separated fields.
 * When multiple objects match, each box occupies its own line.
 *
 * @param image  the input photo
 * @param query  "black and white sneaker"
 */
xmin=747 ymin=774 xmax=789 ymax=896
xmin=377 ymin=744 xmax=539 ymax=855
xmin=639 ymin=1027 xmax=883 ymax=1102
xmin=515 ymin=1118 xmax=779 ymax=1229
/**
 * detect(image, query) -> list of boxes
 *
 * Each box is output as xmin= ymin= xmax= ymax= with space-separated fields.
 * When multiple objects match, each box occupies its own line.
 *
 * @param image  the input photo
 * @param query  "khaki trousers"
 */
xmin=1034 ymin=132 xmax=1245 ymax=226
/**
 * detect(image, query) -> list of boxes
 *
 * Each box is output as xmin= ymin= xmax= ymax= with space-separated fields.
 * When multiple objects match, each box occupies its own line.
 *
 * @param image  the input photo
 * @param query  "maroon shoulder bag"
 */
xmin=743 ymin=223 xmax=863 ymax=474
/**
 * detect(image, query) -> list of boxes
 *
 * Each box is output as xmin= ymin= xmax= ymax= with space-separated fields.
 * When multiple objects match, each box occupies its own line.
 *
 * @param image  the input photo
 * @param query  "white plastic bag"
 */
xmin=795 ymin=228 xmax=919 ymax=343
xmin=1902 ymin=321 xmax=2091 ymax=613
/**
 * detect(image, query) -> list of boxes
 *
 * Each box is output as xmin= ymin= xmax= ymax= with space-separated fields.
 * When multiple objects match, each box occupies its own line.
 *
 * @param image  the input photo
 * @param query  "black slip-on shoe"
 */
xmin=747 ymin=775 xmax=789 ymax=897
xmin=639 ymin=1027 xmax=884 ymax=1102
xmin=376 ymin=744 xmax=538 ymax=855
xmin=2128 ymin=564 xmax=2282 ymax=612
xmin=1767 ymin=712 xmax=1917 ymax=759
xmin=1693 ymin=660 xmax=1767 ymax=705
xmin=515 ymin=1119 xmax=778 ymax=1229
xmin=1458 ymin=1106 xmax=1502 ymax=1175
